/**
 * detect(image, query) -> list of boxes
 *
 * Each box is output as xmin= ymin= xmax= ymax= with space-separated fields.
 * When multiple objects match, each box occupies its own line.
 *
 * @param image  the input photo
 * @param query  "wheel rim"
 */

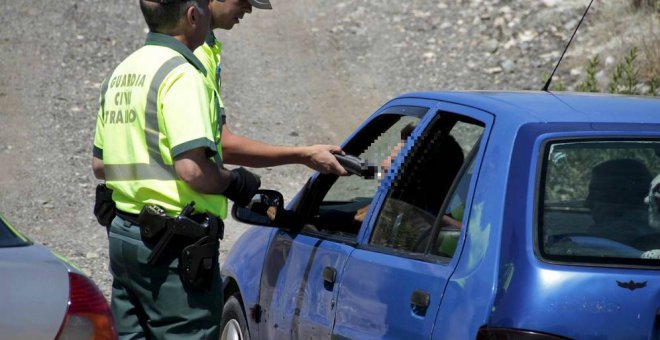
xmin=220 ymin=319 xmax=243 ymax=340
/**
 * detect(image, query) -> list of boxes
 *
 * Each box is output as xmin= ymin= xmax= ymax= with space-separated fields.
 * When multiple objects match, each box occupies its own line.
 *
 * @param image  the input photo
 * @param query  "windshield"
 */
xmin=0 ymin=215 xmax=30 ymax=247
xmin=540 ymin=140 xmax=660 ymax=267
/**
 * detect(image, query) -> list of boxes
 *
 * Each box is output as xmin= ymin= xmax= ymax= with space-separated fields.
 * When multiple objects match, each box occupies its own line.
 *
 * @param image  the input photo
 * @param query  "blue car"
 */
xmin=219 ymin=91 xmax=660 ymax=340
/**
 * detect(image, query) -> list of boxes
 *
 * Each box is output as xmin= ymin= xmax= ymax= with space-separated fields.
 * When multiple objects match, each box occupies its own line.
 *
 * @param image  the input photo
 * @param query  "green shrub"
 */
xmin=550 ymin=46 xmax=658 ymax=96
xmin=577 ymin=55 xmax=600 ymax=93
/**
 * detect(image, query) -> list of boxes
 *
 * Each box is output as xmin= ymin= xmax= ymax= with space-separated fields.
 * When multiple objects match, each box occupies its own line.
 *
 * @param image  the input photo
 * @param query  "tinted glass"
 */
xmin=0 ymin=216 xmax=30 ymax=247
xmin=540 ymin=140 xmax=660 ymax=265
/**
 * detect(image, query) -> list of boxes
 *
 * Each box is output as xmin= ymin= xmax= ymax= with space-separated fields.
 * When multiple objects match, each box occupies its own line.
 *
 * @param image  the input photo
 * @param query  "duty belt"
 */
xmin=135 ymin=202 xmax=224 ymax=292
xmin=135 ymin=202 xmax=224 ymax=265
xmin=115 ymin=210 xmax=140 ymax=226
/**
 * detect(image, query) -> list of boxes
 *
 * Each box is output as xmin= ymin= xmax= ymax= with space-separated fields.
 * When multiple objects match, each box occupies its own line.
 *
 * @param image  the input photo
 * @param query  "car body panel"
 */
xmin=256 ymin=231 xmax=355 ymax=339
xmin=0 ymin=243 xmax=70 ymax=340
xmin=222 ymin=225 xmax=275 ymax=339
xmin=333 ymin=249 xmax=449 ymax=339
xmin=222 ymin=91 xmax=660 ymax=340
xmin=492 ymin=123 xmax=660 ymax=339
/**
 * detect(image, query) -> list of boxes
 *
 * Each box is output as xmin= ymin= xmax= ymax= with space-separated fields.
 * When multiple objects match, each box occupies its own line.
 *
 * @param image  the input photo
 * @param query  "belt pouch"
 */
xmin=138 ymin=205 xmax=168 ymax=242
xmin=94 ymin=184 xmax=116 ymax=227
xmin=178 ymin=236 xmax=219 ymax=292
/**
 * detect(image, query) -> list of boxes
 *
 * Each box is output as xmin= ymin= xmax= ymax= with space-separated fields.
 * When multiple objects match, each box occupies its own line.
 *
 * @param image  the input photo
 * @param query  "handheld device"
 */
xmin=335 ymin=154 xmax=377 ymax=179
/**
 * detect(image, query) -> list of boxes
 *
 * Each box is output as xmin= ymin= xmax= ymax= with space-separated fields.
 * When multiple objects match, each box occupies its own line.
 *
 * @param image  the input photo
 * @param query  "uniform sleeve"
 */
xmin=160 ymin=69 xmax=217 ymax=159
xmin=195 ymin=42 xmax=226 ymax=126
xmin=92 ymin=78 xmax=108 ymax=159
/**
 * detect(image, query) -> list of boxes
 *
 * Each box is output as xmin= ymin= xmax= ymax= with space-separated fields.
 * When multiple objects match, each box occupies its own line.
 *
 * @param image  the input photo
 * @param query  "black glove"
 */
xmin=224 ymin=167 xmax=261 ymax=207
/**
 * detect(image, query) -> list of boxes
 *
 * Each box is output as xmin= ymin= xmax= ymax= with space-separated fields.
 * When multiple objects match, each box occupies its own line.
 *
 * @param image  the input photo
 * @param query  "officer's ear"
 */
xmin=184 ymin=3 xmax=204 ymax=29
xmin=184 ymin=5 xmax=197 ymax=26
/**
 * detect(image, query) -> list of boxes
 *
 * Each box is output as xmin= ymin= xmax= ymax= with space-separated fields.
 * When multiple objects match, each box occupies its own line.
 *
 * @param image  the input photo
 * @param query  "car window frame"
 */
xmin=357 ymin=105 xmax=494 ymax=264
xmin=290 ymin=105 xmax=431 ymax=244
xmin=534 ymin=135 xmax=660 ymax=270
xmin=362 ymin=112 xmax=486 ymax=261
xmin=0 ymin=215 xmax=31 ymax=248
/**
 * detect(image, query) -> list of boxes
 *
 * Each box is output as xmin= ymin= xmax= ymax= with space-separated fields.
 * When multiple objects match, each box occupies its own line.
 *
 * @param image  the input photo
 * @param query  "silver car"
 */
xmin=0 ymin=214 xmax=117 ymax=340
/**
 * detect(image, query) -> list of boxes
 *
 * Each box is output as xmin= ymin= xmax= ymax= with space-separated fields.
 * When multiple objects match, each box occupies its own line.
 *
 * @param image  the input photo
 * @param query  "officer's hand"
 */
xmin=224 ymin=167 xmax=261 ymax=207
xmin=305 ymin=145 xmax=348 ymax=176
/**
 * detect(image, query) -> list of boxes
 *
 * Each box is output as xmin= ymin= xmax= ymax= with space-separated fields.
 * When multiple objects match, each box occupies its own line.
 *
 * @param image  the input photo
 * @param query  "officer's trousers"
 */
xmin=108 ymin=215 xmax=223 ymax=339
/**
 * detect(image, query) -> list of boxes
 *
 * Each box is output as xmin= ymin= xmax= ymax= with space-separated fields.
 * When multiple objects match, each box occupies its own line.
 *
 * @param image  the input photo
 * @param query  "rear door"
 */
xmin=535 ymin=135 xmax=660 ymax=338
xmin=257 ymin=103 xmax=430 ymax=339
xmin=332 ymin=104 xmax=493 ymax=339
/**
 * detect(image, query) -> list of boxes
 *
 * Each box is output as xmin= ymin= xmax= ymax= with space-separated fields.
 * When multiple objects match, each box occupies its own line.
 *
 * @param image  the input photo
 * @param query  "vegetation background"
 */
xmin=551 ymin=0 xmax=658 ymax=94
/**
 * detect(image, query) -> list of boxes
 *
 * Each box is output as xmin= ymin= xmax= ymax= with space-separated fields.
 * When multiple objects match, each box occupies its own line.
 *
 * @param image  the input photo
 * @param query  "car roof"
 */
xmin=398 ymin=91 xmax=660 ymax=125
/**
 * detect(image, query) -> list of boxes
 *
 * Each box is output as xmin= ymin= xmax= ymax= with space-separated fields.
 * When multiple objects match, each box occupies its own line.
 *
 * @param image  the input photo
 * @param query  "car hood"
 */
xmin=0 ymin=244 xmax=71 ymax=340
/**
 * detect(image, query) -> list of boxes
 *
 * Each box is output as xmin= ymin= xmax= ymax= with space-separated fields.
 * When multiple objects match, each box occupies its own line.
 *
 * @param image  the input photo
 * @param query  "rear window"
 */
xmin=0 ymin=215 xmax=30 ymax=247
xmin=539 ymin=140 xmax=660 ymax=267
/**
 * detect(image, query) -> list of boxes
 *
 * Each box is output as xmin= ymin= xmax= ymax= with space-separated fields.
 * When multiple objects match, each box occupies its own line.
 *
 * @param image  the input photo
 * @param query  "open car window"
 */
xmin=540 ymin=140 xmax=660 ymax=266
xmin=301 ymin=113 xmax=422 ymax=239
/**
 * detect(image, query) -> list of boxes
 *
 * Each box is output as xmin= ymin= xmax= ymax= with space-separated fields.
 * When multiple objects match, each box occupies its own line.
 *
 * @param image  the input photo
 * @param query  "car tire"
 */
xmin=220 ymin=294 xmax=250 ymax=340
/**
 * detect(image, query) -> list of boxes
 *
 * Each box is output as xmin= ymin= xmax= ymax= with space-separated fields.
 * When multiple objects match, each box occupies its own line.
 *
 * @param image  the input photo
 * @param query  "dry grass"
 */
xmin=563 ymin=0 xmax=659 ymax=90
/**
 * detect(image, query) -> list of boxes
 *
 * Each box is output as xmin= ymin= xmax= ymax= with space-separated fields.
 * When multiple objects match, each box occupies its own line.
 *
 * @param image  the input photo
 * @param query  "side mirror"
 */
xmin=231 ymin=189 xmax=285 ymax=227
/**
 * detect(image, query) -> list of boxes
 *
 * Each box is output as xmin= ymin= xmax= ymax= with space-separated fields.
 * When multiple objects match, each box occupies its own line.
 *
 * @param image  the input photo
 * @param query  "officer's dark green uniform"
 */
xmin=93 ymin=32 xmax=225 ymax=339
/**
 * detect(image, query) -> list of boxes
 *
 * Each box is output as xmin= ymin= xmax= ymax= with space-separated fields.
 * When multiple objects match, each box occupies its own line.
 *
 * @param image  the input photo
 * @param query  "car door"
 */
xmin=256 ymin=103 xmax=431 ymax=340
xmin=331 ymin=104 xmax=493 ymax=339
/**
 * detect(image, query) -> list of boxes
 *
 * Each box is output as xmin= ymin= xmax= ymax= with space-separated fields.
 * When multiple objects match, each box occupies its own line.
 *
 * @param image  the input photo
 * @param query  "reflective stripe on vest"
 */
xmin=99 ymin=77 xmax=110 ymax=123
xmin=104 ymin=57 xmax=185 ymax=181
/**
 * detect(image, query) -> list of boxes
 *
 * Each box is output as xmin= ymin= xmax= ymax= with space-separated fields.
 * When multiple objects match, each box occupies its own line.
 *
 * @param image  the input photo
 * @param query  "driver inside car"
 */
xmin=354 ymin=124 xmax=465 ymax=229
xmin=584 ymin=158 xmax=656 ymax=246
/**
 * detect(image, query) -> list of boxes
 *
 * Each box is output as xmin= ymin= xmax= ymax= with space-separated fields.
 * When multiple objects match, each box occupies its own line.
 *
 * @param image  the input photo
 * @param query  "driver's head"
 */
xmin=209 ymin=0 xmax=271 ymax=30
xmin=585 ymin=158 xmax=651 ymax=224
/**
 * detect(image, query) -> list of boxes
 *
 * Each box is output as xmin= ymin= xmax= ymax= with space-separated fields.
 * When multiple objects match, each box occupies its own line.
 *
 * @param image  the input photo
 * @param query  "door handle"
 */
xmin=323 ymin=267 xmax=337 ymax=291
xmin=410 ymin=290 xmax=430 ymax=316
xmin=323 ymin=267 xmax=337 ymax=284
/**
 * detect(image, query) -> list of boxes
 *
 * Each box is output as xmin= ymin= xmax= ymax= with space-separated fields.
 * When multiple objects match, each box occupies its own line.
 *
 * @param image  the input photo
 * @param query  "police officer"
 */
xmin=195 ymin=0 xmax=348 ymax=175
xmin=92 ymin=0 xmax=261 ymax=338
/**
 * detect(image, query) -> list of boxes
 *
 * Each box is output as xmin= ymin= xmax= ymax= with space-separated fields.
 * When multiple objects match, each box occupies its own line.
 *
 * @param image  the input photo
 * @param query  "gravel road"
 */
xmin=0 ymin=0 xmax=643 ymax=299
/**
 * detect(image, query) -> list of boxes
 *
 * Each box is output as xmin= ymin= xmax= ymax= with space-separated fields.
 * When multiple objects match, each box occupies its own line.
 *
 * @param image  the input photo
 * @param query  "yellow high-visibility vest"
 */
xmin=194 ymin=32 xmax=225 ymax=124
xmin=93 ymin=32 xmax=227 ymax=218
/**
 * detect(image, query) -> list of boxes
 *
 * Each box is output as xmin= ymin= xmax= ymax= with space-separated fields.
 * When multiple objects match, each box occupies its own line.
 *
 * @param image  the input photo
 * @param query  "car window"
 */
xmin=324 ymin=116 xmax=420 ymax=203
xmin=431 ymin=156 xmax=476 ymax=257
xmin=0 ymin=215 xmax=30 ymax=247
xmin=540 ymin=140 xmax=660 ymax=266
xmin=369 ymin=114 xmax=484 ymax=256
xmin=304 ymin=114 xmax=422 ymax=238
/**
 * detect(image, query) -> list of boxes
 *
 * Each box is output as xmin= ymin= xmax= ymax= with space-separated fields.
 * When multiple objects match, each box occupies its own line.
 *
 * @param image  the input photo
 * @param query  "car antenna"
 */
xmin=543 ymin=0 xmax=595 ymax=92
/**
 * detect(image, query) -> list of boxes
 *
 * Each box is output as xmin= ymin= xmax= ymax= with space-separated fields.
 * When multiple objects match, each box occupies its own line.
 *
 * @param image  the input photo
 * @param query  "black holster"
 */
xmin=94 ymin=184 xmax=116 ymax=227
xmin=179 ymin=215 xmax=222 ymax=292
xmin=137 ymin=205 xmax=168 ymax=242
xmin=137 ymin=203 xmax=224 ymax=292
